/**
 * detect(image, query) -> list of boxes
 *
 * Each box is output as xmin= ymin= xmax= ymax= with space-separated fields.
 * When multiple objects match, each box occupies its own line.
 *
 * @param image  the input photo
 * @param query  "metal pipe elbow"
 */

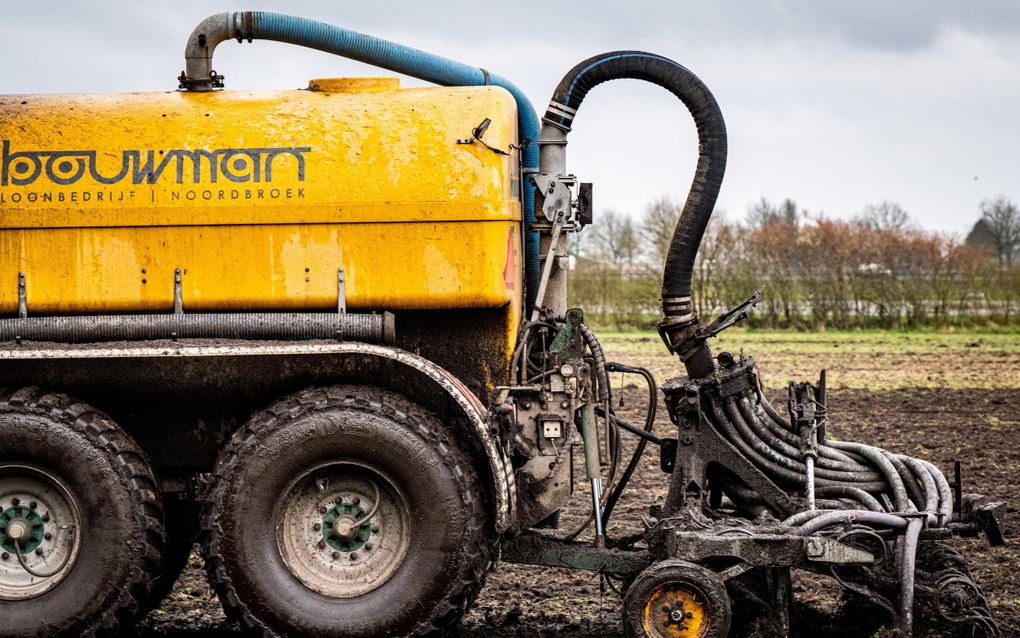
xmin=181 ymin=12 xmax=239 ymax=91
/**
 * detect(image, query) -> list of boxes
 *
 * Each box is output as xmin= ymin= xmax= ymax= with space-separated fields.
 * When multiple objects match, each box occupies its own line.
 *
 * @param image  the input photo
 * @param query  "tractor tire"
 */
xmin=623 ymin=560 xmax=731 ymax=638
xmin=0 ymin=387 xmax=164 ymax=638
xmin=201 ymin=385 xmax=493 ymax=638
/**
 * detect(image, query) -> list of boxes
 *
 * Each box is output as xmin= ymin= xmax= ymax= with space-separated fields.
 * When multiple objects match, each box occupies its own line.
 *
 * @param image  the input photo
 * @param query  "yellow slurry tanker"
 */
xmin=0 ymin=12 xmax=1003 ymax=638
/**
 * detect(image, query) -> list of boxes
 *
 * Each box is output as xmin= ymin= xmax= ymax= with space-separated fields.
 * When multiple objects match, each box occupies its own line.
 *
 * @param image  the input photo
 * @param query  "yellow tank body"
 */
xmin=0 ymin=80 xmax=523 ymax=341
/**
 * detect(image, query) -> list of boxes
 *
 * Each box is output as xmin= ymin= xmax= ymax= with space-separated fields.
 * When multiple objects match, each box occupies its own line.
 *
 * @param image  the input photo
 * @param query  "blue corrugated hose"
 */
xmin=238 ymin=12 xmax=542 ymax=310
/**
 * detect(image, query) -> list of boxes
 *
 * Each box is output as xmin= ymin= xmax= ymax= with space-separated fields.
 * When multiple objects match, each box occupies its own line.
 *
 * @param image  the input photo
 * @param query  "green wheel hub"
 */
xmin=322 ymin=503 xmax=371 ymax=552
xmin=0 ymin=505 xmax=45 ymax=554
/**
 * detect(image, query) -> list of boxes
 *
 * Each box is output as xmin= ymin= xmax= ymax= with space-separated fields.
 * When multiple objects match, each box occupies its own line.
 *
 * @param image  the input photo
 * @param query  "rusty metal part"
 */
xmin=500 ymin=532 xmax=650 ymax=575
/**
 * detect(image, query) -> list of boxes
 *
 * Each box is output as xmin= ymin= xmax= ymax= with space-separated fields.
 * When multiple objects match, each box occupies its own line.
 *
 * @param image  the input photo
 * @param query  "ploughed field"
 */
xmin=135 ymin=331 xmax=1020 ymax=637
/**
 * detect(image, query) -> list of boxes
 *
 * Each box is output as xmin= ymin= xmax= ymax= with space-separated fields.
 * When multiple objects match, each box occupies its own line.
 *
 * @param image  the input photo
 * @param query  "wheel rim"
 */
xmin=0 ymin=464 xmax=82 ymax=600
xmin=642 ymin=581 xmax=710 ymax=638
xmin=276 ymin=461 xmax=410 ymax=598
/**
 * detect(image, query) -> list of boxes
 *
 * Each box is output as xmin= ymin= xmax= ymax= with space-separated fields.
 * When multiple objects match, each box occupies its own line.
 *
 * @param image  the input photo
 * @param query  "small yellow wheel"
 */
xmin=623 ymin=560 xmax=731 ymax=638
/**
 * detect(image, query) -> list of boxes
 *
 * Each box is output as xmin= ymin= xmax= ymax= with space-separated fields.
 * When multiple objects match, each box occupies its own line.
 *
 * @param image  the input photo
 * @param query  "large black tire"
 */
xmin=0 ymin=387 xmax=164 ymax=638
xmin=201 ymin=385 xmax=493 ymax=638
xmin=622 ymin=560 xmax=731 ymax=638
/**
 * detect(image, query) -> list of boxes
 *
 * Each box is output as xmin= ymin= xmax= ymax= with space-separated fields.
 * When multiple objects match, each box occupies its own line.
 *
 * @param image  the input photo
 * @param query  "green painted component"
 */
xmin=548 ymin=321 xmax=574 ymax=356
xmin=0 ymin=506 xmax=46 ymax=554
xmin=322 ymin=502 xmax=372 ymax=552
xmin=501 ymin=532 xmax=650 ymax=574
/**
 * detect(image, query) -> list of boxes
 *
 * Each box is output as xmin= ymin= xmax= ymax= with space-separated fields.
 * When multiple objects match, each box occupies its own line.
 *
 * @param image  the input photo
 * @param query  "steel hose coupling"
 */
xmin=179 ymin=12 xmax=242 ymax=90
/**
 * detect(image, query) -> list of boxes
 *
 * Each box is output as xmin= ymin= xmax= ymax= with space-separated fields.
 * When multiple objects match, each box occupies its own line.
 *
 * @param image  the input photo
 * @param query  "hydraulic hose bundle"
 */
xmin=540 ymin=51 xmax=998 ymax=635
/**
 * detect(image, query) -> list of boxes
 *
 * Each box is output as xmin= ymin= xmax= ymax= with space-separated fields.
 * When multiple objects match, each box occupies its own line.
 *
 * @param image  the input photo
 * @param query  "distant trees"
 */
xmin=968 ymin=196 xmax=1020 ymax=266
xmin=857 ymin=200 xmax=913 ymax=231
xmin=568 ymin=196 xmax=1020 ymax=329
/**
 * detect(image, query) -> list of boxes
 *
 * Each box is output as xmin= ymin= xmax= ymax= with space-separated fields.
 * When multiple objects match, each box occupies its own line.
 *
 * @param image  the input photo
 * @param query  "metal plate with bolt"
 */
xmin=277 ymin=462 xmax=409 ymax=598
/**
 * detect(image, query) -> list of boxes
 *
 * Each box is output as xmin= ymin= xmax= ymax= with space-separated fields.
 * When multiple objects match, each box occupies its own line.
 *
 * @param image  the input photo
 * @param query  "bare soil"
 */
xmin=132 ymin=351 xmax=1020 ymax=637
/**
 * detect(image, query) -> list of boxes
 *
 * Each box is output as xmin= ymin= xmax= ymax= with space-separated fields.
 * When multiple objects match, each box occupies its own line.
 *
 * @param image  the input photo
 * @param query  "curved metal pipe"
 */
xmin=180 ymin=11 xmax=542 ymax=310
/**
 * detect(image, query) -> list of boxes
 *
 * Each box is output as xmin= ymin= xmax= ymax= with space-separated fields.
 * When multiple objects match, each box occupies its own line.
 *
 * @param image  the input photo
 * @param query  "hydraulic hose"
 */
xmin=181 ymin=12 xmax=542 ymax=310
xmin=541 ymin=52 xmax=727 ymax=377
xmin=601 ymin=364 xmax=657 ymax=531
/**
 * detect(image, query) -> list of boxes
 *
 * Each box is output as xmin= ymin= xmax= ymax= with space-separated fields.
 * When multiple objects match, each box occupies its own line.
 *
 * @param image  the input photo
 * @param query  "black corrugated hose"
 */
xmin=543 ymin=52 xmax=727 ymax=377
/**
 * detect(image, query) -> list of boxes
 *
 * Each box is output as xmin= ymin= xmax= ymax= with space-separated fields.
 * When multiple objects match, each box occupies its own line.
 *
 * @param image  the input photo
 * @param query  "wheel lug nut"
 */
xmin=317 ymin=540 xmax=326 ymax=549
xmin=318 ymin=506 xmax=327 ymax=514
xmin=352 ymin=496 xmax=361 ymax=505
xmin=35 ymin=548 xmax=44 ymax=556
xmin=663 ymin=605 xmax=671 ymax=612
xmin=12 ymin=498 xmax=19 ymax=506
xmin=29 ymin=501 xmax=37 ymax=510
xmin=44 ymin=532 xmax=52 ymax=540
xmin=313 ymin=523 xmax=322 ymax=531
xmin=371 ymin=524 xmax=380 ymax=533
xmin=349 ymin=552 xmax=358 ymax=560
xmin=365 ymin=543 xmax=373 ymax=551
xmin=332 ymin=551 xmax=340 ymax=559
xmin=41 ymin=513 xmax=49 ymax=522
xmin=1 ymin=552 xmax=8 ymax=560
xmin=335 ymin=496 xmax=344 ymax=504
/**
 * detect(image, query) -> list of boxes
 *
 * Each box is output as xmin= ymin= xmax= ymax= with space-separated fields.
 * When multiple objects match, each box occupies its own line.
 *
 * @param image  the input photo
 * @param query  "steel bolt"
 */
xmin=349 ymin=552 xmax=358 ymax=560
xmin=352 ymin=496 xmax=361 ymax=505
xmin=11 ymin=498 xmax=19 ymax=506
xmin=1 ymin=552 xmax=8 ymax=560
xmin=313 ymin=523 xmax=322 ymax=531
xmin=332 ymin=551 xmax=340 ymax=559
xmin=365 ymin=543 xmax=373 ymax=551
xmin=29 ymin=501 xmax=37 ymax=510
xmin=371 ymin=524 xmax=380 ymax=533
xmin=35 ymin=548 xmax=44 ymax=556
xmin=336 ymin=496 xmax=344 ymax=504
xmin=317 ymin=540 xmax=326 ymax=549
xmin=44 ymin=532 xmax=52 ymax=540
xmin=318 ymin=506 xmax=328 ymax=514
xmin=41 ymin=513 xmax=49 ymax=522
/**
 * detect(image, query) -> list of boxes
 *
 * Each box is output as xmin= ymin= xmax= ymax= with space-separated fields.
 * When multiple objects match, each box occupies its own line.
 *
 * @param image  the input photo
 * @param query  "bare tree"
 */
xmin=976 ymin=196 xmax=1020 ymax=265
xmin=858 ymin=200 xmax=913 ymax=231
xmin=746 ymin=197 xmax=799 ymax=229
xmin=641 ymin=196 xmax=682 ymax=269
xmin=588 ymin=209 xmax=640 ymax=271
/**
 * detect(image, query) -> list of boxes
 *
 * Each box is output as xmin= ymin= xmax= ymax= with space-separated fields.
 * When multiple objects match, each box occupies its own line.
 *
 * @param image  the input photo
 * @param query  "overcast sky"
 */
xmin=3 ymin=1 xmax=1018 ymax=235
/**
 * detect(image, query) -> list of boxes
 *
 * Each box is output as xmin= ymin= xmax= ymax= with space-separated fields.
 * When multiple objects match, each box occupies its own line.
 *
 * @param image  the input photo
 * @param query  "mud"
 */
xmin=132 ymin=382 xmax=1019 ymax=637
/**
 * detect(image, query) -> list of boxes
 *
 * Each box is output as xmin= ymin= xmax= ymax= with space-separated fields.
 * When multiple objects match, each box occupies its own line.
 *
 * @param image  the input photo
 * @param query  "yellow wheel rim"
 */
xmin=642 ymin=582 xmax=709 ymax=638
